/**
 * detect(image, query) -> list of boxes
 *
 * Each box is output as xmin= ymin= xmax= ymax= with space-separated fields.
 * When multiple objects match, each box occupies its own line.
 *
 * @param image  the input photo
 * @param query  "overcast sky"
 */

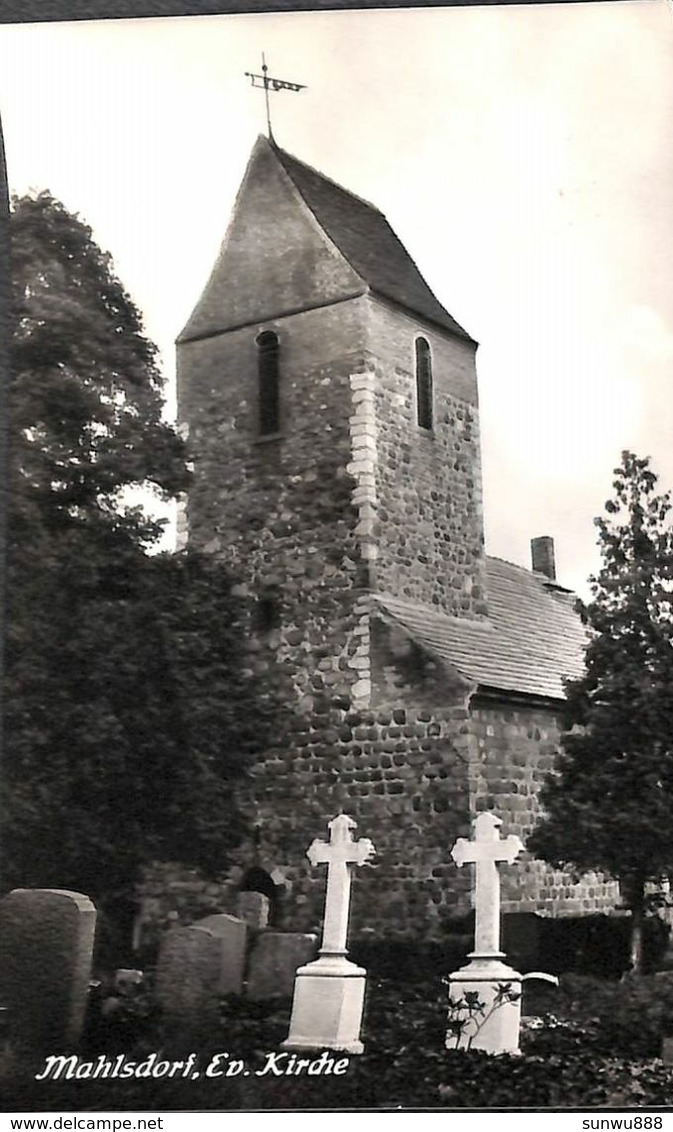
xmin=1 ymin=2 xmax=672 ymax=595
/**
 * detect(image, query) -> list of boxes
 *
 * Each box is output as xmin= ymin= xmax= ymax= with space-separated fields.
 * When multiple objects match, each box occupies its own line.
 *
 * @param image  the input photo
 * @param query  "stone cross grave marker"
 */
xmin=451 ymin=811 xmax=523 ymax=958
xmin=283 ymin=813 xmax=375 ymax=1054
xmin=446 ymin=812 xmax=525 ymax=1054
xmin=308 ymin=813 xmax=375 ymax=961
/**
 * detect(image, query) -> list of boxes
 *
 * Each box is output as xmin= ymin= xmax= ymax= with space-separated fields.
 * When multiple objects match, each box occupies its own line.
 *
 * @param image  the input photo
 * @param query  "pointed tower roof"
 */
xmin=179 ymin=136 xmax=474 ymax=345
xmin=272 ymin=147 xmax=474 ymax=342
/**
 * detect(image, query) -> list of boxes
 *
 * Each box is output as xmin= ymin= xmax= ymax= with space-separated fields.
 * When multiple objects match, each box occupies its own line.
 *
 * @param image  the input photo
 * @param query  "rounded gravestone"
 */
xmin=0 ymin=888 xmax=97 ymax=1052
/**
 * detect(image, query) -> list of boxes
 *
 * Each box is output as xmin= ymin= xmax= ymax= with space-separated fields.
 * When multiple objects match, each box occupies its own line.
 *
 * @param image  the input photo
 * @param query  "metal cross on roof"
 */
xmin=244 ymin=53 xmax=306 ymax=142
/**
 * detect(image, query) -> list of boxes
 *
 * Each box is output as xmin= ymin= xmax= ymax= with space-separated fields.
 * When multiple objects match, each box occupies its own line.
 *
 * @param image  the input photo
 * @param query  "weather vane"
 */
xmin=244 ymin=53 xmax=306 ymax=142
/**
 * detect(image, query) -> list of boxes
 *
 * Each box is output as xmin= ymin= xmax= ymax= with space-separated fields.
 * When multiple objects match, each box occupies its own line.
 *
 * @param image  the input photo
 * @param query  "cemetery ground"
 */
xmin=5 ymin=956 xmax=673 ymax=1111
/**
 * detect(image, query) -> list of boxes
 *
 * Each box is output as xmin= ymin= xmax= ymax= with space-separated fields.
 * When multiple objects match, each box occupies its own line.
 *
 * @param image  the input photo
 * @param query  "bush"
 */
xmin=544 ymin=973 xmax=673 ymax=1059
xmin=7 ymin=973 xmax=673 ymax=1110
xmin=540 ymin=914 xmax=670 ymax=978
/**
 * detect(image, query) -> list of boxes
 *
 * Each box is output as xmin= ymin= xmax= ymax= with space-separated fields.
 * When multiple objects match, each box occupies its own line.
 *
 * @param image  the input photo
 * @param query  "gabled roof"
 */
xmin=274 ymin=145 xmax=475 ymax=343
xmin=373 ymin=557 xmax=587 ymax=702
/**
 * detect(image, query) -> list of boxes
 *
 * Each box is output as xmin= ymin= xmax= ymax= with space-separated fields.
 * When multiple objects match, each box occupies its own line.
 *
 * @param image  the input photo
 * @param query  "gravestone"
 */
xmin=446 ymin=813 xmax=524 ymax=1054
xmin=283 ymin=813 xmax=376 ymax=1054
xmin=236 ymin=891 xmax=269 ymax=931
xmin=247 ymin=932 xmax=317 ymax=1000
xmin=503 ymin=912 xmax=543 ymax=972
xmin=155 ymin=924 xmax=220 ymax=1034
xmin=156 ymin=913 xmax=248 ymax=1029
xmin=197 ymin=914 xmax=248 ymax=994
xmin=0 ymin=888 xmax=97 ymax=1051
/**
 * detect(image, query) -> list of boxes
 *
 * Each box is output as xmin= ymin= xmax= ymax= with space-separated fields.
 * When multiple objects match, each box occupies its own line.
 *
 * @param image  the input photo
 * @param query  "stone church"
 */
xmin=175 ymin=135 xmax=616 ymax=941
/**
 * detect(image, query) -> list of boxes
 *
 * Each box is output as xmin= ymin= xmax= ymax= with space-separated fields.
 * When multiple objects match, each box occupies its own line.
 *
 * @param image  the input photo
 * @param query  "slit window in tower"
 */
xmin=254 ymin=595 xmax=281 ymax=635
xmin=415 ymin=337 xmax=433 ymax=431
xmin=257 ymin=330 xmax=280 ymax=435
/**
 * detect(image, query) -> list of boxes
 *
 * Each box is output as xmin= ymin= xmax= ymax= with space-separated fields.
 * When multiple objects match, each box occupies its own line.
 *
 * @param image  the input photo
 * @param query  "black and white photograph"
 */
xmin=1 ymin=0 xmax=673 ymax=1116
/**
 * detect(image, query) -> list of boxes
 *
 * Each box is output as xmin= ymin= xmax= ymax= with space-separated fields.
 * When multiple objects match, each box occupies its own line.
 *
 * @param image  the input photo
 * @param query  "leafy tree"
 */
xmin=8 ymin=191 xmax=187 ymax=541
xmin=4 ymin=193 xmax=272 ymax=914
xmin=529 ymin=451 xmax=673 ymax=972
xmin=0 ymin=116 xmax=11 ymax=759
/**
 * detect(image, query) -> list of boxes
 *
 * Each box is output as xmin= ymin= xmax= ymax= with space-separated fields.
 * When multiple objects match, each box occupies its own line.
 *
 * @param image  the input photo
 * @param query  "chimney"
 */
xmin=531 ymin=536 xmax=556 ymax=581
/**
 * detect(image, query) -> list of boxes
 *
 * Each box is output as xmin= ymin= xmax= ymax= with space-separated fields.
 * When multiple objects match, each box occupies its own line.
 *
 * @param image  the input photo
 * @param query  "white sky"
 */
xmin=1 ymin=2 xmax=672 ymax=595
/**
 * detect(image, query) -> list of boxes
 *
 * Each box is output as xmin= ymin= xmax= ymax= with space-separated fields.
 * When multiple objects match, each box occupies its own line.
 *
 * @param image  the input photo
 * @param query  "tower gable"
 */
xmin=178 ymin=136 xmax=366 ymax=343
xmin=275 ymin=147 xmax=474 ymax=342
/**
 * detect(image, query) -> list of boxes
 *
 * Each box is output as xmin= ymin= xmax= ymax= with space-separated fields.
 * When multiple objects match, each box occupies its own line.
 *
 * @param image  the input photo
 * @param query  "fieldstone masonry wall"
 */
xmin=179 ymin=299 xmax=367 ymax=575
xmin=179 ymin=301 xmax=377 ymax=718
xmin=242 ymin=708 xmax=474 ymax=939
xmin=469 ymin=697 xmax=618 ymax=915
xmin=137 ymin=683 xmax=618 ymax=943
xmin=366 ymin=299 xmax=487 ymax=619
xmin=223 ymin=707 xmax=617 ymax=940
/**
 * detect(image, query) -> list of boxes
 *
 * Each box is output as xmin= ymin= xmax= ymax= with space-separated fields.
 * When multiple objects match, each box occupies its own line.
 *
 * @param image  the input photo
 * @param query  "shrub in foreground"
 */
xmin=5 ymin=976 xmax=673 ymax=1110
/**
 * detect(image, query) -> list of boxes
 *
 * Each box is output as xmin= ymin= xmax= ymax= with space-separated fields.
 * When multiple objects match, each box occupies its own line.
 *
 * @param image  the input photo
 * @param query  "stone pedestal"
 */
xmin=282 ymin=956 xmax=367 ymax=1054
xmin=282 ymin=815 xmax=374 ymax=1054
xmin=446 ymin=956 xmax=522 ymax=1055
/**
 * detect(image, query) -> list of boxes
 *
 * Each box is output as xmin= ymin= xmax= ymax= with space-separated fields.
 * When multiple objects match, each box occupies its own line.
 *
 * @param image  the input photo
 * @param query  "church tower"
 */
xmin=177 ymin=137 xmax=488 ymax=937
xmin=176 ymin=135 xmax=620 ymax=942
xmin=179 ymin=136 xmax=486 ymax=615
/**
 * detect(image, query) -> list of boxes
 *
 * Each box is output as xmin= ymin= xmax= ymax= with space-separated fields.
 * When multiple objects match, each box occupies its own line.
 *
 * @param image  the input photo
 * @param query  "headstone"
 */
xmin=282 ymin=813 xmax=375 ymax=1054
xmin=446 ymin=813 xmax=524 ymax=1054
xmin=198 ymin=914 xmax=248 ymax=994
xmin=247 ymin=932 xmax=317 ymax=1000
xmin=236 ymin=891 xmax=269 ymax=931
xmin=503 ymin=912 xmax=543 ymax=971
xmin=155 ymin=924 xmax=220 ymax=1035
xmin=155 ymin=913 xmax=248 ymax=1030
xmin=0 ymin=888 xmax=97 ymax=1051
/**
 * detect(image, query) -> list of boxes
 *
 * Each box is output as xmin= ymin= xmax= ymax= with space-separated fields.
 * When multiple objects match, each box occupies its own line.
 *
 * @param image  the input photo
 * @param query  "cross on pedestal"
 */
xmin=307 ymin=814 xmax=375 ymax=960
xmin=451 ymin=813 xmax=523 ymax=958
xmin=283 ymin=815 xmax=375 ymax=1054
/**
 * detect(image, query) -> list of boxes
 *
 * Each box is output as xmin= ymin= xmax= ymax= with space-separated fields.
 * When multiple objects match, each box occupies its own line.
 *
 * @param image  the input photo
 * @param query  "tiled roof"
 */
xmin=274 ymin=145 xmax=475 ymax=343
xmin=373 ymin=557 xmax=587 ymax=701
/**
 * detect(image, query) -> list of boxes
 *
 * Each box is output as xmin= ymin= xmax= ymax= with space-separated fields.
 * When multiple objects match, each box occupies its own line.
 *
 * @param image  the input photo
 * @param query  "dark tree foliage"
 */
xmin=4 ymin=193 xmax=269 ymax=908
xmin=529 ymin=451 xmax=673 ymax=971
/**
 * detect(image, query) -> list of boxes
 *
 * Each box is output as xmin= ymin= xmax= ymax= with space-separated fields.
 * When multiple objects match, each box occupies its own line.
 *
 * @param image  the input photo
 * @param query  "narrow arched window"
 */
xmin=415 ymin=337 xmax=433 ymax=431
xmin=257 ymin=330 xmax=280 ymax=435
xmin=254 ymin=594 xmax=281 ymax=634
